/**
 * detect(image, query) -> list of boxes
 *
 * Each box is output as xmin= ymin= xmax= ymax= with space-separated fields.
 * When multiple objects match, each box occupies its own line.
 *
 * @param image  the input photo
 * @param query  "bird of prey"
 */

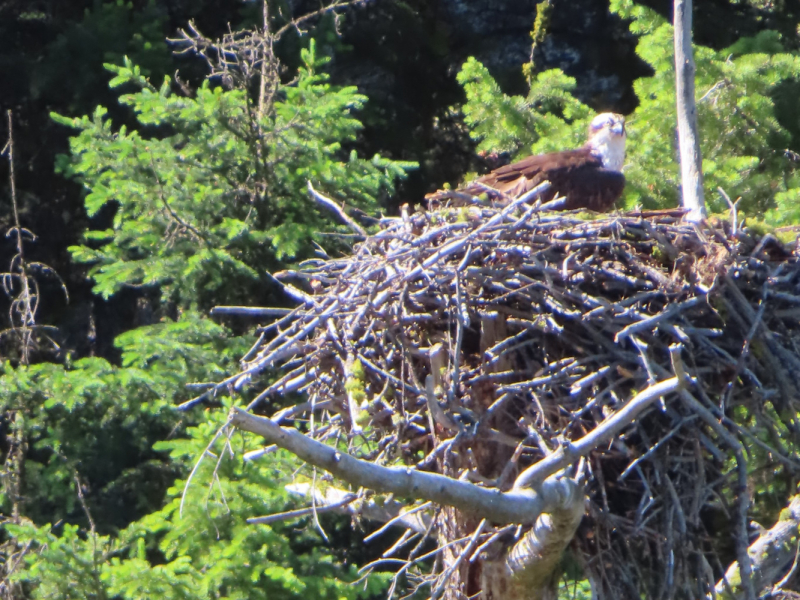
xmin=429 ymin=113 xmax=627 ymax=212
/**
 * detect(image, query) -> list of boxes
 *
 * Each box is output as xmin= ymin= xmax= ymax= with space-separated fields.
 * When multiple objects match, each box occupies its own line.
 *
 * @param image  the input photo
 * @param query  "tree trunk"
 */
xmin=673 ymin=0 xmax=706 ymax=222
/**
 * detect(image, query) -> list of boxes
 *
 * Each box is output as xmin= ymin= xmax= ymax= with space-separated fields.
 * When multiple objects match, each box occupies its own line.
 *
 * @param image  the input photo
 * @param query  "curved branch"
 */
xmin=229 ymin=406 xmax=577 ymax=524
xmin=307 ymin=182 xmax=367 ymax=236
xmin=513 ymin=376 xmax=682 ymax=489
xmin=483 ymin=479 xmax=585 ymax=600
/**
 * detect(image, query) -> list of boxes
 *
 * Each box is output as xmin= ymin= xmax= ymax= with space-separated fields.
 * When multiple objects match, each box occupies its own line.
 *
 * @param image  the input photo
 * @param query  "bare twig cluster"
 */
xmin=0 ymin=110 xmax=69 ymax=600
xmin=167 ymin=0 xmax=370 ymax=218
xmin=0 ymin=112 xmax=66 ymax=363
xmin=171 ymin=0 xmax=367 ymax=96
xmin=207 ymin=187 xmax=800 ymax=599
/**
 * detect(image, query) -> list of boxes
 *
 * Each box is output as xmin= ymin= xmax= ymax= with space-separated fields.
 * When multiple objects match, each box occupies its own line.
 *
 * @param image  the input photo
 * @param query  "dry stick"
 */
xmin=274 ymin=0 xmax=366 ymax=39
xmin=685 ymin=388 xmax=754 ymax=597
xmin=73 ymin=471 xmax=104 ymax=591
xmin=358 ymin=352 xmax=422 ymax=395
xmin=615 ymin=296 xmax=704 ymax=343
xmin=721 ymin=281 xmax=768 ymax=410
xmin=403 ymin=183 xmax=551 ymax=282
xmin=179 ymin=420 xmax=233 ymax=516
xmin=271 ymin=399 xmax=336 ymax=425
xmin=244 ymin=366 xmax=316 ymax=411
xmin=210 ymin=306 xmax=293 ymax=317
xmin=254 ymin=305 xmax=304 ymax=337
xmin=469 ymin=525 xmax=516 ymax=563
xmin=430 ymin=519 xmax=487 ymax=600
xmin=382 ymin=534 xmax=477 ymax=599
xmin=513 ymin=375 xmax=683 ymax=490
xmin=450 ymin=253 xmax=471 ymax=402
xmin=207 ymin=428 xmax=236 ymax=518
xmin=670 ymin=344 xmax=755 ymax=600
xmin=619 ymin=415 xmax=697 ymax=481
xmin=771 ymin=537 xmax=800 ymax=594
xmin=307 ymin=181 xmax=367 ymax=236
xmin=265 ymin=270 xmax=317 ymax=306
xmin=2 ymin=110 xmax=36 ymax=363
xmin=240 ymin=330 xmax=267 ymax=364
xmin=425 ymin=373 xmax=459 ymax=433
xmin=243 ymin=445 xmax=277 ymax=462
xmin=247 ymin=492 xmax=356 ymax=525
xmin=364 ymin=502 xmax=433 ymax=543
xmin=382 ymin=530 xmax=420 ymax=558
xmin=177 ymin=371 xmax=244 ymax=411
xmin=240 ymin=299 xmax=341 ymax=375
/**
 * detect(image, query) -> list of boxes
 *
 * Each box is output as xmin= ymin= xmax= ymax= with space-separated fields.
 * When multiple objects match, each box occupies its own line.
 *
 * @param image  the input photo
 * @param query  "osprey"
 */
xmin=430 ymin=113 xmax=627 ymax=212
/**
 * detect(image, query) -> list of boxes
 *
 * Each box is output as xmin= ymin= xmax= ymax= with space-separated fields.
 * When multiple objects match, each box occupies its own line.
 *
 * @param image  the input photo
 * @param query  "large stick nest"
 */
xmin=234 ymin=201 xmax=800 ymax=599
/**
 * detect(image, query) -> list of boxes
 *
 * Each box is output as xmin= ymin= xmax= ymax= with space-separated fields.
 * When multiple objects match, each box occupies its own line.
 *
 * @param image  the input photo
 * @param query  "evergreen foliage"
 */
xmin=459 ymin=59 xmax=591 ymax=160
xmin=2 ymin=13 xmax=412 ymax=598
xmin=0 ymin=312 xmax=243 ymax=528
xmin=457 ymin=2 xmax=800 ymax=220
xmin=6 ymin=409 xmax=387 ymax=600
xmin=53 ymin=40 xmax=413 ymax=306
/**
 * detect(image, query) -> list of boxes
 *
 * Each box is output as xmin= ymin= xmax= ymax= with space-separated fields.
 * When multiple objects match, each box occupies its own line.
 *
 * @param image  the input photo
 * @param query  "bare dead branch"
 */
xmin=230 ymin=406 xmax=581 ymax=525
xmin=308 ymin=182 xmax=368 ymax=237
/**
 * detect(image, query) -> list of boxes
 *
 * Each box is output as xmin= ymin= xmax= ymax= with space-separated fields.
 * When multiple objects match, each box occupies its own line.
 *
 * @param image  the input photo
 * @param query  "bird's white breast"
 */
xmin=588 ymin=130 xmax=626 ymax=172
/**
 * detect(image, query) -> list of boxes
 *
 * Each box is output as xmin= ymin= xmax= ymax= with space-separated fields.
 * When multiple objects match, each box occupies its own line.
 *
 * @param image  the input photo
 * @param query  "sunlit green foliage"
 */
xmin=0 ymin=311 xmax=243 ymax=526
xmin=457 ymin=2 xmax=800 ymax=220
xmin=6 ymin=411 xmax=387 ymax=600
xmin=53 ymin=40 xmax=414 ymax=305
xmin=3 ymin=16 xmax=409 ymax=599
xmin=459 ymin=58 xmax=591 ymax=158
xmin=611 ymin=0 xmax=800 ymax=217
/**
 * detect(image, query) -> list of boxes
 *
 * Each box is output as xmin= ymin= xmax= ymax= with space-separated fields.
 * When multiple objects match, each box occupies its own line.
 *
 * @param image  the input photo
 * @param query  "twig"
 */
xmin=364 ymin=502 xmax=433 ymax=543
xmin=247 ymin=492 xmax=356 ymax=524
xmin=211 ymin=306 xmax=293 ymax=317
xmin=308 ymin=181 xmax=367 ymax=236
xmin=430 ymin=519 xmax=487 ymax=600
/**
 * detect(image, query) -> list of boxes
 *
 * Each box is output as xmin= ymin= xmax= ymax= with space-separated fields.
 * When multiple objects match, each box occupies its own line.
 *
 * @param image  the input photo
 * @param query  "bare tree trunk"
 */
xmin=673 ymin=0 xmax=706 ymax=222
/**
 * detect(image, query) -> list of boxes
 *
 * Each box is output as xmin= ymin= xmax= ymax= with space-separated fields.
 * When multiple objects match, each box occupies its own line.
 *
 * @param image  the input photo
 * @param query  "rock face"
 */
xmin=434 ymin=0 xmax=648 ymax=110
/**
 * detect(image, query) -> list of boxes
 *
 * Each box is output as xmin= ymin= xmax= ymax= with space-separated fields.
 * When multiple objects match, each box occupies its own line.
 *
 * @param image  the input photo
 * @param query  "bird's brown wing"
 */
xmin=476 ymin=148 xmax=625 ymax=211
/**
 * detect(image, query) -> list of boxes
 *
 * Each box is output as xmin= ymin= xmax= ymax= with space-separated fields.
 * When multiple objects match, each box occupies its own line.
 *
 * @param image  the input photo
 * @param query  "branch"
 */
xmin=210 ymin=306 xmax=293 ymax=317
xmin=679 ymin=389 xmax=755 ymax=600
xmin=286 ymin=483 xmax=431 ymax=535
xmin=482 ymin=473 xmax=586 ymax=600
xmin=247 ymin=492 xmax=357 ymax=525
xmin=229 ymin=406 xmax=577 ymax=524
xmin=716 ymin=495 xmax=800 ymax=599
xmin=307 ymin=182 xmax=367 ymax=237
xmin=513 ymin=376 xmax=682 ymax=489
xmin=403 ymin=182 xmax=551 ymax=283
xmin=148 ymin=153 xmax=211 ymax=246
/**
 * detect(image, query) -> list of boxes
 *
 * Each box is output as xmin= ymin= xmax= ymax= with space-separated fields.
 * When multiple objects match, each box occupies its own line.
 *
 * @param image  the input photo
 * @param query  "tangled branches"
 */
xmin=210 ymin=189 xmax=800 ymax=600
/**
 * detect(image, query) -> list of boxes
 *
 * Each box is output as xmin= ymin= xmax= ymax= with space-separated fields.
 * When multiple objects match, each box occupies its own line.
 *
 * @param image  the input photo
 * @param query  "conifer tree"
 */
xmin=1 ymin=3 xmax=413 ymax=597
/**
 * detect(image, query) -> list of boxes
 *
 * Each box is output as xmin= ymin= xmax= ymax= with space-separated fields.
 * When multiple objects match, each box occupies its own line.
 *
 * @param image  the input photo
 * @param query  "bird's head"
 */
xmin=586 ymin=112 xmax=626 ymax=171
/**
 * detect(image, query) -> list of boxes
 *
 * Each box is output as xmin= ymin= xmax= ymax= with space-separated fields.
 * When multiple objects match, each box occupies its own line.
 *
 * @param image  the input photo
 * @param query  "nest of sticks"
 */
xmin=227 ymin=192 xmax=800 ymax=599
